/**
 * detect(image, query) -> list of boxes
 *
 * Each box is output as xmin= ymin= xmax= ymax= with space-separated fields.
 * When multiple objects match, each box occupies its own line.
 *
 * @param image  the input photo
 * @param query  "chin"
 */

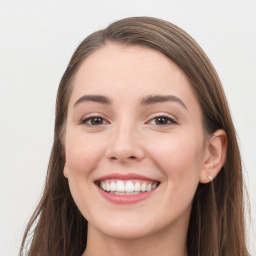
xmin=89 ymin=214 xmax=159 ymax=240
xmin=101 ymin=224 xmax=155 ymax=240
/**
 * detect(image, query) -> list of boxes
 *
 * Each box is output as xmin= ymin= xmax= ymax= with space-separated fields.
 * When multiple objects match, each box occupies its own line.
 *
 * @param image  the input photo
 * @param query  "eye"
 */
xmin=80 ymin=116 xmax=108 ymax=126
xmin=148 ymin=115 xmax=177 ymax=126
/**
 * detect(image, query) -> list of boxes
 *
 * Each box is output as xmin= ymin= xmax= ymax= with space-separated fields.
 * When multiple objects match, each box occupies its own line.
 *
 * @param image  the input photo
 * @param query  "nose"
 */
xmin=105 ymin=124 xmax=145 ymax=163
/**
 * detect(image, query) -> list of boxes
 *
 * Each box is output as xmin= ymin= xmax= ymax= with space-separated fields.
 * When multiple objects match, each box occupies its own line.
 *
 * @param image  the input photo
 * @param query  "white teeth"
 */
xmin=141 ymin=183 xmax=147 ymax=192
xmin=116 ymin=180 xmax=125 ymax=192
xmin=125 ymin=181 xmax=134 ymax=192
xmin=110 ymin=182 xmax=116 ymax=191
xmin=99 ymin=180 xmax=159 ymax=194
xmin=134 ymin=182 xmax=140 ymax=192
xmin=146 ymin=184 xmax=152 ymax=192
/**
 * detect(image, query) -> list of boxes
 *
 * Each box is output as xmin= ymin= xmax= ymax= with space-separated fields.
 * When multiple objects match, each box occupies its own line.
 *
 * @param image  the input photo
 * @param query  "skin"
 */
xmin=63 ymin=44 xmax=227 ymax=256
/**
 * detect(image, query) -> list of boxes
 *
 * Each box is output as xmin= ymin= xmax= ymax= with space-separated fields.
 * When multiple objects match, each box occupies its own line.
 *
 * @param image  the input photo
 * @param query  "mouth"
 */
xmin=94 ymin=173 xmax=160 ymax=204
xmin=96 ymin=179 xmax=160 ymax=195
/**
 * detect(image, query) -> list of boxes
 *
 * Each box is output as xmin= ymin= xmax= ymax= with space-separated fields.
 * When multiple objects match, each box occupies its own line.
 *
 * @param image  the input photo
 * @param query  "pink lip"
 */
xmin=96 ymin=186 xmax=157 ymax=204
xmin=95 ymin=173 xmax=159 ymax=205
xmin=95 ymin=173 xmax=158 ymax=182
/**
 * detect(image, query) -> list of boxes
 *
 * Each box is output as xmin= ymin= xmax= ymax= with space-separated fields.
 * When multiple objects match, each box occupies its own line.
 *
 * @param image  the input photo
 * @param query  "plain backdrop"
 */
xmin=0 ymin=0 xmax=255 ymax=255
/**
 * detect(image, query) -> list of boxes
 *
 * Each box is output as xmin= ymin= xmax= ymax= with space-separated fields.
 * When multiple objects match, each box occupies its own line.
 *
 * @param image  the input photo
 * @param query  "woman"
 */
xmin=20 ymin=17 xmax=250 ymax=256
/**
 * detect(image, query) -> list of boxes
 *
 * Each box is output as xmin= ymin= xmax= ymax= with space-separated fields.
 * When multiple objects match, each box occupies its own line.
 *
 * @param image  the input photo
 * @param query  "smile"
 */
xmin=99 ymin=179 xmax=159 ymax=195
xmin=95 ymin=173 xmax=160 ymax=204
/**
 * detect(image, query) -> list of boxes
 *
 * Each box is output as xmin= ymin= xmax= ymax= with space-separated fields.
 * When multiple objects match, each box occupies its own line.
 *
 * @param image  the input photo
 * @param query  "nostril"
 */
xmin=128 ymin=156 xmax=136 ymax=159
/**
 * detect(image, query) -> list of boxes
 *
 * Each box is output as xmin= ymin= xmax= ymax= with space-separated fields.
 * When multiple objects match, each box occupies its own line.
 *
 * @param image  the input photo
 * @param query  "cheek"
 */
xmin=64 ymin=134 xmax=106 ymax=219
xmin=148 ymin=132 xmax=204 ymax=181
xmin=65 ymin=134 xmax=106 ymax=177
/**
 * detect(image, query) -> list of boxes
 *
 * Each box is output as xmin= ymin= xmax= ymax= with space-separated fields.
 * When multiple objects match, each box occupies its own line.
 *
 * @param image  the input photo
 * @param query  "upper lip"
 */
xmin=95 ymin=173 xmax=160 ymax=182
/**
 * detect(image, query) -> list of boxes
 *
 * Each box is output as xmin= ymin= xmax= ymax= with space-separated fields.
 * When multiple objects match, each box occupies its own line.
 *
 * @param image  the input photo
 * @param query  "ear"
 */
xmin=200 ymin=129 xmax=227 ymax=184
xmin=63 ymin=164 xmax=69 ymax=179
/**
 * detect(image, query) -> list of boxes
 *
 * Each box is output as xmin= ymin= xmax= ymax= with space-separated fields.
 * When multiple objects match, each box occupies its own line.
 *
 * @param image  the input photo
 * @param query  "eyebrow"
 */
xmin=140 ymin=95 xmax=187 ymax=110
xmin=74 ymin=94 xmax=187 ymax=110
xmin=74 ymin=95 xmax=112 ymax=107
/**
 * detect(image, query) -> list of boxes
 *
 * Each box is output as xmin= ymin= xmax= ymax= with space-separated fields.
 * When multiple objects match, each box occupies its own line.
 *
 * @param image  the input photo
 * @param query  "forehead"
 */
xmin=69 ymin=43 xmax=200 ymax=112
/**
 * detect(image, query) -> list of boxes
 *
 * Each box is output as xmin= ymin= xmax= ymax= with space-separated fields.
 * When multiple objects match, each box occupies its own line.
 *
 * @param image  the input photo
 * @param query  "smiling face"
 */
xmin=63 ymin=43 xmax=209 ymax=241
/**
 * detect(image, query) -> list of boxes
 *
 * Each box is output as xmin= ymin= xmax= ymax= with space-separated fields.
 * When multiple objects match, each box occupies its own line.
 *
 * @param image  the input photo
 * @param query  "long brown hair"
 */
xmin=20 ymin=17 xmax=250 ymax=256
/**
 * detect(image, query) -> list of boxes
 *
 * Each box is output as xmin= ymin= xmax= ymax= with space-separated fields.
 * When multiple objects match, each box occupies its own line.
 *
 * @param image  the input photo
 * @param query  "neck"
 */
xmin=83 ymin=219 xmax=189 ymax=256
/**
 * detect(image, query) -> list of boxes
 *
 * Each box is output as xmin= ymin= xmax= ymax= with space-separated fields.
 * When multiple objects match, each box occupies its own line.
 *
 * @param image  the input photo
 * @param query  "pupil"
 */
xmin=156 ymin=117 xmax=167 ymax=125
xmin=92 ymin=117 xmax=103 ymax=125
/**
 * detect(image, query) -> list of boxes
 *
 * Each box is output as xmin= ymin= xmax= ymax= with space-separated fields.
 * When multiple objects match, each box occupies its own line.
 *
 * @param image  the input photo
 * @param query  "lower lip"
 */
xmin=97 ymin=186 xmax=158 ymax=204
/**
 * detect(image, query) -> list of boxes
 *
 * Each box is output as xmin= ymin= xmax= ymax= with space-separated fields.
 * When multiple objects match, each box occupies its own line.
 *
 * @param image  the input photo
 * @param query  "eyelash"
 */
xmin=147 ymin=114 xmax=177 ymax=126
xmin=79 ymin=115 xmax=108 ymax=126
xmin=80 ymin=114 xmax=177 ymax=127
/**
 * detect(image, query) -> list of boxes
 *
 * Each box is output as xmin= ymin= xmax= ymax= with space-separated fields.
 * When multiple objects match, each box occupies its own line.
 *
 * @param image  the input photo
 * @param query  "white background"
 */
xmin=0 ymin=0 xmax=255 ymax=255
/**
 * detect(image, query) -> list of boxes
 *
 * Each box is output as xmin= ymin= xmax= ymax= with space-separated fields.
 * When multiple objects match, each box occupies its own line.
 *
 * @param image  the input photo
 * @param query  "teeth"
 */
xmin=134 ymin=182 xmax=140 ymax=192
xmin=110 ymin=182 xmax=116 ymax=191
xmin=146 ymin=184 xmax=152 ymax=192
xmin=99 ymin=179 xmax=159 ymax=194
xmin=125 ymin=181 xmax=134 ymax=192
xmin=141 ymin=183 xmax=147 ymax=192
xmin=116 ymin=180 xmax=125 ymax=192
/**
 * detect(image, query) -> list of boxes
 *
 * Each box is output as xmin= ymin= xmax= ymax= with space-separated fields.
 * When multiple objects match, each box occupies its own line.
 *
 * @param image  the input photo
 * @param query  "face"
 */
xmin=64 ymin=44 xmax=208 ymax=240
